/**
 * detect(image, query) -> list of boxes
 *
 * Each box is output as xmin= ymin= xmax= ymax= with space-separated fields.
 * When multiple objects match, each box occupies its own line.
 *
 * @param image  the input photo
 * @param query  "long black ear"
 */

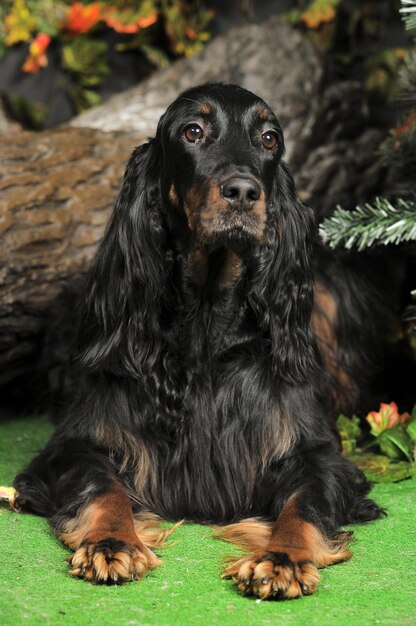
xmin=79 ymin=139 xmax=169 ymax=377
xmin=250 ymin=162 xmax=318 ymax=385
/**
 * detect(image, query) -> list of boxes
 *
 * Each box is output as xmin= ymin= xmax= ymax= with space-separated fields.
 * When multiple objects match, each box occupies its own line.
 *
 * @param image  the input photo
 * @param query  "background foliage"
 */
xmin=337 ymin=402 xmax=416 ymax=482
xmin=1 ymin=1 xmax=411 ymax=127
xmin=0 ymin=0 xmax=212 ymax=120
xmin=284 ymin=0 xmax=408 ymax=102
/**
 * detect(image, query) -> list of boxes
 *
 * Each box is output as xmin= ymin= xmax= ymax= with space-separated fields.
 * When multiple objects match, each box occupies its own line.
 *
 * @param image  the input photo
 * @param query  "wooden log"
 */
xmin=0 ymin=127 xmax=142 ymax=390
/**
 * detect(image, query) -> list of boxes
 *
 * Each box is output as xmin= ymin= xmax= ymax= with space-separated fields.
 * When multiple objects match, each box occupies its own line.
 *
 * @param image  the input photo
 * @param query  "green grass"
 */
xmin=1 ymin=416 xmax=415 ymax=626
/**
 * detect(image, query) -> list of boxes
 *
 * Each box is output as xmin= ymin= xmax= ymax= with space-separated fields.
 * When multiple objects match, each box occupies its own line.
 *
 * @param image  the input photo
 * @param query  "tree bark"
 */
xmin=0 ymin=127 xmax=141 ymax=390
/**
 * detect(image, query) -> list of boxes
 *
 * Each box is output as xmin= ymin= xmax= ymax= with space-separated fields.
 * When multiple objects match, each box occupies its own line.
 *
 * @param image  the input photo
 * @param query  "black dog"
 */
xmin=14 ymin=83 xmax=383 ymax=599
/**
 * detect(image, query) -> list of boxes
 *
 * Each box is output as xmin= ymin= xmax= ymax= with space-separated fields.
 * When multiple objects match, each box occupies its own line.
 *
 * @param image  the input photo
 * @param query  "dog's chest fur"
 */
xmin=133 ymin=347 xmax=298 ymax=522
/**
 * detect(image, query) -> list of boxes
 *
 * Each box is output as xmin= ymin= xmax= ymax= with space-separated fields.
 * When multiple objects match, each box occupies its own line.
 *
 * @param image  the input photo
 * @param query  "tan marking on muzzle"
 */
xmin=184 ymin=185 xmax=205 ymax=231
xmin=185 ymin=179 xmax=267 ymax=245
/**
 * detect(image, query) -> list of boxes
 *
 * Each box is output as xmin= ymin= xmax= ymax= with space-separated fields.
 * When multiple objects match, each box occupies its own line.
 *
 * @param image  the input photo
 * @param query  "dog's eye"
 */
xmin=261 ymin=131 xmax=278 ymax=150
xmin=183 ymin=124 xmax=204 ymax=143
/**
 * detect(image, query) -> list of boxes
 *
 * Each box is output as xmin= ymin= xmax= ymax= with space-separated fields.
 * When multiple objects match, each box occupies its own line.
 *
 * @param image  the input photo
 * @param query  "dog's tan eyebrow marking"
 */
xmin=256 ymin=106 xmax=269 ymax=120
xmin=199 ymin=102 xmax=213 ymax=115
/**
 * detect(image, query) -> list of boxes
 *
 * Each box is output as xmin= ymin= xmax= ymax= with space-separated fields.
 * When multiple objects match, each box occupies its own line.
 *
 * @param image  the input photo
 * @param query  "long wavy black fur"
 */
xmin=14 ymin=83 xmax=383 ymax=542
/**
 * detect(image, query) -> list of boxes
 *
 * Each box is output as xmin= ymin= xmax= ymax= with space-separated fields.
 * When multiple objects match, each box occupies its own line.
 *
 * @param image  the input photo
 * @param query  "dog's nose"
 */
xmin=220 ymin=177 xmax=261 ymax=210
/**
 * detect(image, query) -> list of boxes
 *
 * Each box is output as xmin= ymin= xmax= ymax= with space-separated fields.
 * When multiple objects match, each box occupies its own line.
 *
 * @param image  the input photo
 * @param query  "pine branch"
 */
xmin=400 ymin=0 xmax=416 ymax=33
xmin=319 ymin=198 xmax=416 ymax=250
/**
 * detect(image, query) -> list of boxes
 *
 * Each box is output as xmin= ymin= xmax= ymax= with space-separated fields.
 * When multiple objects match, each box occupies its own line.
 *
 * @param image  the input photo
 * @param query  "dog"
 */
xmin=14 ymin=83 xmax=384 ymax=599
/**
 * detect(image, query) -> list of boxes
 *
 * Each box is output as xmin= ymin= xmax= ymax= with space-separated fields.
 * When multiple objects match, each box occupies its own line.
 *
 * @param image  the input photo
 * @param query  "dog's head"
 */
xmin=157 ymin=83 xmax=284 ymax=253
xmin=81 ymin=83 xmax=316 ymax=385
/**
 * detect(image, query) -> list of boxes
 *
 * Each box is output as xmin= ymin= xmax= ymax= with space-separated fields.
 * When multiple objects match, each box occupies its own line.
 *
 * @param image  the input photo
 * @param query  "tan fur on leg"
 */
xmin=59 ymin=484 xmax=178 ymax=584
xmin=133 ymin=512 xmax=183 ymax=548
xmin=218 ymin=496 xmax=353 ymax=600
xmin=213 ymin=517 xmax=273 ymax=553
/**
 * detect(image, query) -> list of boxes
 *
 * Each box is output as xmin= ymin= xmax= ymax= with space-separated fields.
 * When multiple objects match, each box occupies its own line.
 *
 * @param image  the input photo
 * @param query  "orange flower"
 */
xmin=186 ymin=27 xmax=197 ymax=41
xmin=22 ymin=33 xmax=51 ymax=73
xmin=301 ymin=4 xmax=336 ymax=29
xmin=137 ymin=13 xmax=158 ymax=29
xmin=63 ymin=2 xmax=101 ymax=35
xmin=103 ymin=8 xmax=157 ymax=34
xmin=366 ymin=402 xmax=410 ymax=437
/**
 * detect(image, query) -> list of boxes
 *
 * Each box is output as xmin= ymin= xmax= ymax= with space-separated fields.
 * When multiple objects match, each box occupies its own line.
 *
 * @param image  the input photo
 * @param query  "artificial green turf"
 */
xmin=1 ymin=416 xmax=415 ymax=626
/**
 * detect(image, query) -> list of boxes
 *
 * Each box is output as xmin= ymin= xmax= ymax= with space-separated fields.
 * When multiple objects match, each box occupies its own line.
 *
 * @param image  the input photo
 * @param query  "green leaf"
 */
xmin=377 ymin=427 xmax=413 ymax=459
xmin=280 ymin=9 xmax=302 ymax=25
xmin=354 ymin=453 xmax=415 ymax=483
xmin=140 ymin=44 xmax=170 ymax=69
xmin=406 ymin=409 xmax=416 ymax=441
xmin=62 ymin=37 xmax=109 ymax=82
xmin=68 ymin=84 xmax=102 ymax=114
xmin=62 ymin=37 xmax=109 ymax=114
xmin=4 ymin=93 xmax=46 ymax=130
xmin=79 ymin=74 xmax=103 ymax=87
xmin=336 ymin=414 xmax=361 ymax=456
xmin=81 ymin=89 xmax=102 ymax=108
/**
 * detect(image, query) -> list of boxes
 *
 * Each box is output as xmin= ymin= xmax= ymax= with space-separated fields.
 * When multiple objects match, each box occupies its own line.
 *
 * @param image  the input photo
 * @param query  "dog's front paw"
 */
xmin=69 ymin=537 xmax=160 ymax=584
xmin=222 ymin=550 xmax=320 ymax=600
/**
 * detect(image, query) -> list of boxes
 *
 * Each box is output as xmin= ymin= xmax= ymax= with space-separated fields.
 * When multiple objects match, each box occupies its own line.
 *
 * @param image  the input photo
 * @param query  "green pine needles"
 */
xmin=400 ymin=0 xmax=416 ymax=32
xmin=319 ymin=198 xmax=416 ymax=250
